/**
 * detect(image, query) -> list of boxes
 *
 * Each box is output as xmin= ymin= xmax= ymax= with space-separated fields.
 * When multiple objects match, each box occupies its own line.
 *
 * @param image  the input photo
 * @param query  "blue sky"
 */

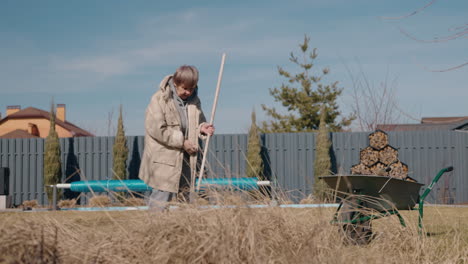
xmin=1 ymin=0 xmax=466 ymax=135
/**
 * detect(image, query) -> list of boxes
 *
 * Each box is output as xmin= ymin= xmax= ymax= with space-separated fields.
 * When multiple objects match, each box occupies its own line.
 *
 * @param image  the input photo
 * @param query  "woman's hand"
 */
xmin=201 ymin=124 xmax=215 ymax=136
xmin=183 ymin=140 xmax=198 ymax=155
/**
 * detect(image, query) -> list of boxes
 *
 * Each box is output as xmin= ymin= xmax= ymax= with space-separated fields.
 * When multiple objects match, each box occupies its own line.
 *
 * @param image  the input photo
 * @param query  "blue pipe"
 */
xmin=70 ymin=179 xmax=152 ymax=193
xmin=67 ymin=178 xmax=263 ymax=193
xmin=196 ymin=177 xmax=261 ymax=191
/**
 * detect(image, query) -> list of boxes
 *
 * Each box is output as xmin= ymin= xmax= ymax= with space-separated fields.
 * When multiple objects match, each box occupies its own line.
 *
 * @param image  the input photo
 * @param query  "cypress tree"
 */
xmin=246 ymin=110 xmax=263 ymax=179
xmin=313 ymin=105 xmax=332 ymax=201
xmin=261 ymin=35 xmax=354 ymax=133
xmin=44 ymin=102 xmax=62 ymax=203
xmin=112 ymin=105 xmax=128 ymax=180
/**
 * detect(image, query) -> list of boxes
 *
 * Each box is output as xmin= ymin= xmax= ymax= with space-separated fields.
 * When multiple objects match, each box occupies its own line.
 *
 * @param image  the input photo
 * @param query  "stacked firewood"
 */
xmin=351 ymin=130 xmax=410 ymax=180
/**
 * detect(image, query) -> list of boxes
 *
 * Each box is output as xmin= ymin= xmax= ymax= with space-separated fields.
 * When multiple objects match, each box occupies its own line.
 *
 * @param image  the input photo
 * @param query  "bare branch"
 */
xmin=448 ymin=23 xmax=468 ymax=32
xmin=424 ymin=61 xmax=468 ymax=72
xmin=392 ymin=103 xmax=420 ymax=122
xmin=345 ymin=62 xmax=409 ymax=131
xmin=381 ymin=0 xmax=437 ymax=20
xmin=398 ymin=26 xmax=468 ymax=43
xmin=383 ymin=2 xmax=467 ymax=71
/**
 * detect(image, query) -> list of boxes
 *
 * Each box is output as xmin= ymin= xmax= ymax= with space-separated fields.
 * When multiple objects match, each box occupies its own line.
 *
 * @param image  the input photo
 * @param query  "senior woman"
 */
xmin=139 ymin=65 xmax=214 ymax=211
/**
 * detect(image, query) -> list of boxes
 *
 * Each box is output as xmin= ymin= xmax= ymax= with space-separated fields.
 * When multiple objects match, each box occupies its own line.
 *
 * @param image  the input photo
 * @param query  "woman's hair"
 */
xmin=173 ymin=65 xmax=199 ymax=88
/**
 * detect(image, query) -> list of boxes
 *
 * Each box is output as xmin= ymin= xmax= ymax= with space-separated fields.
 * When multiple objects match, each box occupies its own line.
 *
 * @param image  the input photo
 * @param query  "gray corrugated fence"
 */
xmin=1 ymin=131 xmax=467 ymax=206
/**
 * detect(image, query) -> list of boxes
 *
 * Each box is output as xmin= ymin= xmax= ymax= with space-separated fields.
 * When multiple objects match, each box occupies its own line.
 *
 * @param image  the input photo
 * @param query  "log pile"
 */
xmin=350 ymin=130 xmax=413 ymax=181
xmin=379 ymin=146 xmax=398 ymax=165
xmin=389 ymin=161 xmax=409 ymax=179
xmin=368 ymin=130 xmax=388 ymax=150
xmin=350 ymin=163 xmax=372 ymax=175
xmin=360 ymin=147 xmax=379 ymax=167
xmin=370 ymin=162 xmax=388 ymax=176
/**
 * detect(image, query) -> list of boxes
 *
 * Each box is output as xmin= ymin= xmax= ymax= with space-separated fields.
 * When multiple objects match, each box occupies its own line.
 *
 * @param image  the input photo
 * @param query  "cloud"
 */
xmin=40 ymin=8 xmax=299 ymax=85
xmin=53 ymin=56 xmax=132 ymax=76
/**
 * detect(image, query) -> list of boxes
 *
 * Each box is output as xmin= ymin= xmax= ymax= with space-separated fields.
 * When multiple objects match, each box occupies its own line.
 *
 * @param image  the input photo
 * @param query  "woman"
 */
xmin=138 ymin=65 xmax=214 ymax=211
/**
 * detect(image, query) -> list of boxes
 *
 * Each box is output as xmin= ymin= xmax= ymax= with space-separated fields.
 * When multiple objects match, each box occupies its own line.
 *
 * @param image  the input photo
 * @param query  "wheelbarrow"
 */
xmin=319 ymin=166 xmax=453 ymax=244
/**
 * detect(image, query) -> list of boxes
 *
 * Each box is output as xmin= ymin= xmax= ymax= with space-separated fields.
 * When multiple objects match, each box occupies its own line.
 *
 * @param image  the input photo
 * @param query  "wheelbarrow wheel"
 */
xmin=338 ymin=198 xmax=373 ymax=245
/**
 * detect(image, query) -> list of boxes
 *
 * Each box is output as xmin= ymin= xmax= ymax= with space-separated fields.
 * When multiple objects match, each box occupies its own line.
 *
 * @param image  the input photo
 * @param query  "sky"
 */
xmin=1 ymin=0 xmax=467 ymax=136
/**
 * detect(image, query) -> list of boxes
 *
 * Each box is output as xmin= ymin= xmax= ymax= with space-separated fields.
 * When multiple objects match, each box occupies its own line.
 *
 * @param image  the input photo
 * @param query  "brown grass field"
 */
xmin=0 ymin=199 xmax=467 ymax=264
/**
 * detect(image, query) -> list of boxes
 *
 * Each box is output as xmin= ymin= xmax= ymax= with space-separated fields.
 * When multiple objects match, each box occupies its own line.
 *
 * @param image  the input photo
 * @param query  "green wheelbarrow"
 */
xmin=319 ymin=166 xmax=453 ymax=245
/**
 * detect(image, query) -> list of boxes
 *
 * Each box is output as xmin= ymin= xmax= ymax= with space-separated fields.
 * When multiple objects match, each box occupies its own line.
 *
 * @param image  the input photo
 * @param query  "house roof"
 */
xmin=421 ymin=116 xmax=468 ymax=124
xmin=0 ymin=107 xmax=94 ymax=137
xmin=377 ymin=116 xmax=468 ymax=132
xmin=0 ymin=129 xmax=40 ymax=139
xmin=376 ymin=123 xmax=462 ymax=132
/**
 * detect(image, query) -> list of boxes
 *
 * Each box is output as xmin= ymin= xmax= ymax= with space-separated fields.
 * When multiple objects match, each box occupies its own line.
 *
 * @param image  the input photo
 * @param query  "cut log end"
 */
xmin=379 ymin=146 xmax=398 ymax=165
xmin=360 ymin=147 xmax=379 ymax=167
xmin=351 ymin=163 xmax=372 ymax=175
xmin=389 ymin=161 xmax=408 ymax=179
xmin=370 ymin=162 xmax=388 ymax=176
xmin=369 ymin=130 xmax=389 ymax=150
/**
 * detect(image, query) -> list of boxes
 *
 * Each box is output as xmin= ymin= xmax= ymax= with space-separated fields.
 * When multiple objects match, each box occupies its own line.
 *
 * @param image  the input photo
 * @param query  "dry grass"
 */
xmin=57 ymin=199 xmax=77 ymax=208
xmin=88 ymin=195 xmax=112 ymax=207
xmin=122 ymin=197 xmax=146 ymax=207
xmin=21 ymin=199 xmax=40 ymax=210
xmin=0 ymin=200 xmax=467 ymax=263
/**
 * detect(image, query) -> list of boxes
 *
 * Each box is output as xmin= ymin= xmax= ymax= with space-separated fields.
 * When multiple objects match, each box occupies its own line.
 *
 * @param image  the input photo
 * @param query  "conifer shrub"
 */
xmin=246 ymin=110 xmax=263 ymax=179
xmin=313 ymin=105 xmax=332 ymax=201
xmin=44 ymin=102 xmax=62 ymax=204
xmin=112 ymin=105 xmax=128 ymax=180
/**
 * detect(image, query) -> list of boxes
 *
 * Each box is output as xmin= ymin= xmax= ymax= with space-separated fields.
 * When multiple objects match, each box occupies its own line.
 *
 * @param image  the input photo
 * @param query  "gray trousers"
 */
xmin=148 ymin=153 xmax=192 ymax=212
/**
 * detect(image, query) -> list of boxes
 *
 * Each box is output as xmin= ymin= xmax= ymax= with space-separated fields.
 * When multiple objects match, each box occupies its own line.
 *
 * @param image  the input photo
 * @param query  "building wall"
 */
xmin=0 ymin=118 xmax=73 ymax=138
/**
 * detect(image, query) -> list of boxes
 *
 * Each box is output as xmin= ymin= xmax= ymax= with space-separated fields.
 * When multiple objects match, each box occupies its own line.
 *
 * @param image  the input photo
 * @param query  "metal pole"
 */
xmin=52 ymin=185 xmax=57 ymax=211
xmin=196 ymin=53 xmax=226 ymax=192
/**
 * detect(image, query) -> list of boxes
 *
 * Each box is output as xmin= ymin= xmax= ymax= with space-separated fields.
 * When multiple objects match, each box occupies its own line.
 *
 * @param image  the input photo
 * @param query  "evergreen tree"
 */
xmin=262 ymin=35 xmax=354 ymax=133
xmin=112 ymin=105 xmax=128 ymax=180
xmin=44 ymin=102 xmax=62 ymax=203
xmin=313 ymin=105 xmax=332 ymax=201
xmin=246 ymin=110 xmax=263 ymax=179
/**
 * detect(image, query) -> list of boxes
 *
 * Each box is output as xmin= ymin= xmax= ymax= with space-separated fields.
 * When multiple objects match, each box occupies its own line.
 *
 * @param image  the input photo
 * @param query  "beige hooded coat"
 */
xmin=138 ymin=75 xmax=207 ymax=193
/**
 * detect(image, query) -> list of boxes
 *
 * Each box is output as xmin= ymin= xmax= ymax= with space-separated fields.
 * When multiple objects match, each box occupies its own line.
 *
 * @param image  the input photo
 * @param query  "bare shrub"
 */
xmin=21 ymin=200 xmax=39 ymax=210
xmin=193 ymin=197 xmax=210 ymax=206
xmin=58 ymin=199 xmax=77 ymax=208
xmin=299 ymin=195 xmax=315 ymax=204
xmin=223 ymin=193 xmax=245 ymax=205
xmin=89 ymin=195 xmax=112 ymax=207
xmin=122 ymin=197 xmax=145 ymax=207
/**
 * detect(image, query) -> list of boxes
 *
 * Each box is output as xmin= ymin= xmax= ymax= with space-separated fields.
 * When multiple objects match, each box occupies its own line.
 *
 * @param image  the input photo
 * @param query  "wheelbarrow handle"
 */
xmin=418 ymin=166 xmax=453 ymax=233
xmin=420 ymin=166 xmax=454 ymax=202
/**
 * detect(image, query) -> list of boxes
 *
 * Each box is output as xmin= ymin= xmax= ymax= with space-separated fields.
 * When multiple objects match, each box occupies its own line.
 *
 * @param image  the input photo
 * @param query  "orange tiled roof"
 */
xmin=0 ymin=129 xmax=40 ymax=139
xmin=0 ymin=107 xmax=94 ymax=137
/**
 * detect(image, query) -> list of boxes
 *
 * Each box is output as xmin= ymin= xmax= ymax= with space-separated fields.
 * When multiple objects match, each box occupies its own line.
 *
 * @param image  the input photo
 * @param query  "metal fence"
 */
xmin=1 ymin=130 xmax=467 ymax=206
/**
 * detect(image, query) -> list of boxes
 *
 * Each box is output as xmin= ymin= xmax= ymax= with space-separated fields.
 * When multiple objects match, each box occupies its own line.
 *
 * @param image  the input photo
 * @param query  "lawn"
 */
xmin=0 ymin=204 xmax=467 ymax=263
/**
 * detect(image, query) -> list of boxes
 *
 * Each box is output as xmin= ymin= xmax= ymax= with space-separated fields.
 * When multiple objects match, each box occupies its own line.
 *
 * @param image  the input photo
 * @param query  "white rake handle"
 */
xmin=196 ymin=53 xmax=226 ymax=191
